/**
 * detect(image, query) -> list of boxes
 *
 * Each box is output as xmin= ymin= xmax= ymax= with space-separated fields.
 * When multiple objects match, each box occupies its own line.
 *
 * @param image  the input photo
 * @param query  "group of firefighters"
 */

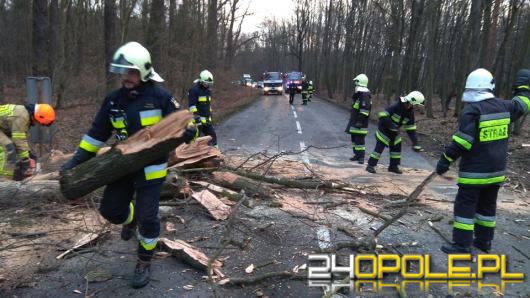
xmin=287 ymin=77 xmax=314 ymax=105
xmin=0 ymin=39 xmax=528 ymax=289
xmin=344 ymin=69 xmax=529 ymax=255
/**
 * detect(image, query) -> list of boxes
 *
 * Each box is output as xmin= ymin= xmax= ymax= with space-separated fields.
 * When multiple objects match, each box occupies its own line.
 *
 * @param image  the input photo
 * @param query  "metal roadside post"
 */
xmin=26 ymin=76 xmax=54 ymax=172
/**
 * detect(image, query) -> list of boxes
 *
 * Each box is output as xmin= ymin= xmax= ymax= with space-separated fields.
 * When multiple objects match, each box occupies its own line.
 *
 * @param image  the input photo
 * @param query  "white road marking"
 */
xmin=293 ymin=111 xmax=298 ymax=118
xmin=316 ymin=226 xmax=332 ymax=250
xmin=296 ymin=121 xmax=302 ymax=134
xmin=299 ymin=141 xmax=310 ymax=164
xmin=291 ymin=105 xmax=294 ymax=110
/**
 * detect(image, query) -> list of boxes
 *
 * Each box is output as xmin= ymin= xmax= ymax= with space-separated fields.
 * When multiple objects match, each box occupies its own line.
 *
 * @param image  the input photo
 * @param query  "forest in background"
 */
xmin=0 ymin=0 xmax=529 ymax=126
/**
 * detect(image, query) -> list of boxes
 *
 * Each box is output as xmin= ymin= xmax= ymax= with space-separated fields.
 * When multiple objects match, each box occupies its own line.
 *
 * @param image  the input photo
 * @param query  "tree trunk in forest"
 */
xmin=147 ymin=0 xmax=165 ymax=71
xmin=32 ymin=0 xmax=49 ymax=76
xmin=206 ymin=0 xmax=218 ymax=69
xmin=104 ymin=0 xmax=117 ymax=92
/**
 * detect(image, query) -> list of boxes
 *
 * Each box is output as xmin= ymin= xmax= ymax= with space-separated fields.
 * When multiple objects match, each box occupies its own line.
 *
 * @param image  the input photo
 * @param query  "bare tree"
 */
xmin=32 ymin=0 xmax=49 ymax=76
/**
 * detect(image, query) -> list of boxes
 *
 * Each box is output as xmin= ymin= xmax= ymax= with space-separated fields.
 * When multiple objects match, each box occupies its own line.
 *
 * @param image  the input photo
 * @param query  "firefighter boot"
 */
xmin=350 ymin=155 xmax=364 ymax=164
xmin=121 ymin=220 xmax=137 ymax=241
xmin=388 ymin=165 xmax=403 ymax=174
xmin=132 ymin=259 xmax=151 ymax=288
xmin=366 ymin=165 xmax=376 ymax=174
xmin=441 ymin=243 xmax=471 ymax=254
xmin=473 ymin=239 xmax=491 ymax=253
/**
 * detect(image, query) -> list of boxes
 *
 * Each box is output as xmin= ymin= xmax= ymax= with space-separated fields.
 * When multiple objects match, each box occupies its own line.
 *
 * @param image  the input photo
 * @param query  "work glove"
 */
xmin=60 ymin=148 xmax=94 ymax=173
xmin=436 ymin=156 xmax=450 ymax=175
xmin=183 ymin=124 xmax=198 ymax=144
xmin=194 ymin=115 xmax=203 ymax=126
xmin=413 ymin=145 xmax=424 ymax=152
xmin=13 ymin=159 xmax=31 ymax=181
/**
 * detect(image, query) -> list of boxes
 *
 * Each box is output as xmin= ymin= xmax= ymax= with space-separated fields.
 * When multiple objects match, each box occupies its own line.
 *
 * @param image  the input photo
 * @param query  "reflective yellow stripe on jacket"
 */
xmin=140 ymin=109 xmax=162 ymax=126
xmin=144 ymin=163 xmax=167 ymax=180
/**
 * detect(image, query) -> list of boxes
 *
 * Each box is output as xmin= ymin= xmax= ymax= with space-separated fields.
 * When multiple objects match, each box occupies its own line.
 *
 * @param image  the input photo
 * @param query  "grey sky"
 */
xmin=241 ymin=0 xmax=295 ymax=33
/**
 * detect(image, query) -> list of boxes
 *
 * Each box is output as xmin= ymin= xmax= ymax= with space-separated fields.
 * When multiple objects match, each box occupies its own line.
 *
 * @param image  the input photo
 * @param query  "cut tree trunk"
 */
xmin=169 ymin=136 xmax=221 ymax=168
xmin=158 ymin=237 xmax=224 ymax=277
xmin=0 ymin=179 xmax=65 ymax=207
xmin=60 ymin=111 xmax=193 ymax=199
xmin=191 ymin=190 xmax=231 ymax=220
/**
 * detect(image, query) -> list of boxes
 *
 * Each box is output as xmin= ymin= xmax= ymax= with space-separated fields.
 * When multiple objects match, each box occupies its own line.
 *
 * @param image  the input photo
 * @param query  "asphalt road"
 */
xmin=4 ymin=93 xmax=529 ymax=298
xmin=218 ymin=93 xmax=433 ymax=172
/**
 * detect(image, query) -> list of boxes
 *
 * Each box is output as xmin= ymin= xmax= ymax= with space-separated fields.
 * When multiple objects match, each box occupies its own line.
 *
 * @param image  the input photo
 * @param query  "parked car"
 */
xmin=263 ymin=71 xmax=284 ymax=95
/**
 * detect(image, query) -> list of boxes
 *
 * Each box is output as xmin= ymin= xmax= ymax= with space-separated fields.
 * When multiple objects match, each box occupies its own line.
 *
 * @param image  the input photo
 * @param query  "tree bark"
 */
xmin=60 ymin=111 xmax=193 ymax=199
xmin=147 ymin=0 xmax=165 ymax=69
xmin=104 ymin=0 xmax=117 ymax=92
xmin=206 ymin=0 xmax=218 ymax=68
xmin=32 ymin=0 xmax=49 ymax=76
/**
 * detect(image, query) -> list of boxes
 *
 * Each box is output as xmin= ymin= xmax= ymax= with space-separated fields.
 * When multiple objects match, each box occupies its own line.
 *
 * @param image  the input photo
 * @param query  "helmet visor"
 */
xmin=109 ymin=54 xmax=139 ymax=75
xmin=201 ymin=77 xmax=214 ymax=86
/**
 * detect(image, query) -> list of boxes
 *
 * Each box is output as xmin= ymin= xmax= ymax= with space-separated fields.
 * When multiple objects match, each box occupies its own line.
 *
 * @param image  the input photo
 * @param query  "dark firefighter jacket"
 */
xmin=62 ymin=82 xmax=178 ymax=186
xmin=188 ymin=82 xmax=213 ymax=125
xmin=376 ymin=100 xmax=419 ymax=147
xmin=442 ymin=95 xmax=529 ymax=186
xmin=346 ymin=90 xmax=372 ymax=135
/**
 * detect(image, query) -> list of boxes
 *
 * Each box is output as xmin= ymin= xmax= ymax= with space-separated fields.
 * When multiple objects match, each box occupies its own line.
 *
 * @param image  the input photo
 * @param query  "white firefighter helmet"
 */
xmin=465 ymin=68 xmax=495 ymax=90
xmin=353 ymin=74 xmax=368 ymax=87
xmin=109 ymin=41 xmax=163 ymax=82
xmin=401 ymin=91 xmax=425 ymax=106
xmin=199 ymin=70 xmax=214 ymax=85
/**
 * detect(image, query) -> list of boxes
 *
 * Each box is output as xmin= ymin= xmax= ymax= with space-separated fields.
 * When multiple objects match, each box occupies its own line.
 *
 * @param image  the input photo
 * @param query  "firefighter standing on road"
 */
xmin=308 ymin=80 xmax=314 ymax=101
xmin=0 ymin=103 xmax=55 ymax=180
xmin=61 ymin=42 xmax=194 ymax=289
xmin=345 ymin=74 xmax=371 ymax=164
xmin=188 ymin=70 xmax=218 ymax=148
xmin=288 ymin=81 xmax=297 ymax=105
xmin=301 ymin=78 xmax=310 ymax=105
xmin=366 ymin=91 xmax=425 ymax=174
xmin=436 ymin=68 xmax=529 ymax=254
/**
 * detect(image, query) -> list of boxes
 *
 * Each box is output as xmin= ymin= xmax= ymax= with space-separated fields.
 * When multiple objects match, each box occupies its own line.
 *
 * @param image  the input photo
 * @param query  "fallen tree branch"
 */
xmin=357 ymin=205 xmax=391 ymax=221
xmin=212 ymin=171 xmax=273 ymax=198
xmin=374 ymin=172 xmax=437 ymax=237
xmin=221 ymin=271 xmax=305 ymax=285
xmin=225 ymin=166 xmax=346 ymax=190
xmin=427 ymin=221 xmax=452 ymax=244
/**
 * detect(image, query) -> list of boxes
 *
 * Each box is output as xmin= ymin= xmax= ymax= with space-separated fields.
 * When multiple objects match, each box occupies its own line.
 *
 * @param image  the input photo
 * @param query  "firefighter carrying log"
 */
xmin=188 ymin=70 xmax=218 ymax=148
xmin=436 ymin=68 xmax=529 ymax=254
xmin=61 ymin=41 xmax=196 ymax=288
xmin=345 ymin=74 xmax=371 ymax=164
xmin=366 ymin=91 xmax=425 ymax=174
xmin=0 ymin=103 xmax=55 ymax=180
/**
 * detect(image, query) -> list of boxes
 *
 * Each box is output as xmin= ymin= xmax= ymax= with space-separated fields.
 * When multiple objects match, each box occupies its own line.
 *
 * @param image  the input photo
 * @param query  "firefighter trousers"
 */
xmin=367 ymin=131 xmax=401 ymax=167
xmin=0 ymin=131 xmax=17 ymax=179
xmin=289 ymin=93 xmax=295 ymax=104
xmin=199 ymin=124 xmax=217 ymax=146
xmin=350 ymin=134 xmax=366 ymax=159
xmin=99 ymin=177 xmax=162 ymax=261
xmin=452 ymin=185 xmax=499 ymax=248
